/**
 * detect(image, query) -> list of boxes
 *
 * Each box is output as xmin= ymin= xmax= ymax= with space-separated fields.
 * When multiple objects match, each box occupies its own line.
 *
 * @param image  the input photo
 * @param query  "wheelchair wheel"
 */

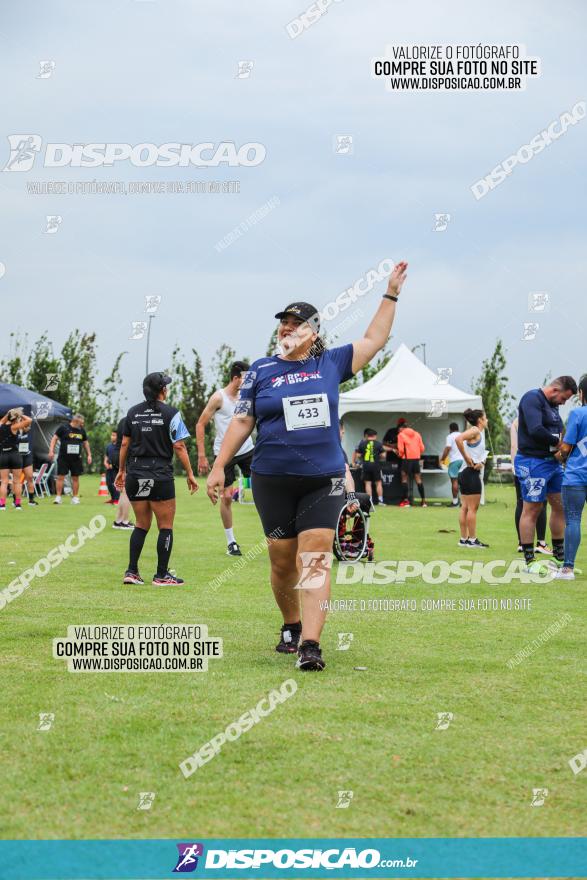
xmin=333 ymin=502 xmax=368 ymax=562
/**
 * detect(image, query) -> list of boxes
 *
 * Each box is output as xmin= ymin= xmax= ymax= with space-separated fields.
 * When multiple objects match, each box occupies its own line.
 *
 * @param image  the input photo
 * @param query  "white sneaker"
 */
xmin=71 ymin=496 xmax=80 ymax=505
xmin=555 ymin=567 xmax=575 ymax=580
xmin=53 ymin=496 xmax=62 ymax=505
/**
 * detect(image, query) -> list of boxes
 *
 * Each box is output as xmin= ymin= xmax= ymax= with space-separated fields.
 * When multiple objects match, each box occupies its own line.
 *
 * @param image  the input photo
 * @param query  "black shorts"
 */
xmin=362 ymin=462 xmax=382 ymax=482
xmin=251 ymin=472 xmax=346 ymax=538
xmin=57 ymin=456 xmax=84 ymax=477
xmin=125 ymin=474 xmax=175 ymax=502
xmin=21 ymin=453 xmax=33 ymax=469
xmin=0 ymin=450 xmax=23 ymax=470
xmin=401 ymin=459 xmax=421 ymax=476
xmin=224 ymin=451 xmax=253 ymax=488
xmin=458 ymin=466 xmax=482 ymax=495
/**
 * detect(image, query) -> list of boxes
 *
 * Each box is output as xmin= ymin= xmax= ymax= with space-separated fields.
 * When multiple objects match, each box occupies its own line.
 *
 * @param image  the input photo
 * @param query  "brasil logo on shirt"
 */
xmin=271 ymin=371 xmax=322 ymax=387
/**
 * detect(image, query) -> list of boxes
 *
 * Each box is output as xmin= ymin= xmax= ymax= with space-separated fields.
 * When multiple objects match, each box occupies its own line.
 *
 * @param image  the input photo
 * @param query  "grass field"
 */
xmin=0 ymin=478 xmax=585 ymax=841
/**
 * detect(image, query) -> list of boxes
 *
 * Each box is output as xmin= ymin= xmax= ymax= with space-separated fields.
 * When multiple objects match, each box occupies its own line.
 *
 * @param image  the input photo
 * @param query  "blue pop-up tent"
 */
xmin=0 ymin=383 xmax=72 ymax=458
xmin=0 ymin=383 xmax=72 ymax=420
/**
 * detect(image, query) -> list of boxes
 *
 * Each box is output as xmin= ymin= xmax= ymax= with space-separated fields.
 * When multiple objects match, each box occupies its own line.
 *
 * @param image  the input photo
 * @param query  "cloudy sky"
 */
xmin=0 ymin=0 xmax=585 ymax=409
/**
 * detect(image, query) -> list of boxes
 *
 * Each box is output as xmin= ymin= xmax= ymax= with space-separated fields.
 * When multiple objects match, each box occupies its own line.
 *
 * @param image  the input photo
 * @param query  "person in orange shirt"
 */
xmin=397 ymin=421 xmax=426 ymax=507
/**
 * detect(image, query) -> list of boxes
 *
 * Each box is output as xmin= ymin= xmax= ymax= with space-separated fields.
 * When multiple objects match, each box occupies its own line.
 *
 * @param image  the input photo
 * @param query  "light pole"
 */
xmin=411 ymin=342 xmax=427 ymax=365
xmin=145 ymin=313 xmax=156 ymax=374
xmin=144 ymin=295 xmax=162 ymax=374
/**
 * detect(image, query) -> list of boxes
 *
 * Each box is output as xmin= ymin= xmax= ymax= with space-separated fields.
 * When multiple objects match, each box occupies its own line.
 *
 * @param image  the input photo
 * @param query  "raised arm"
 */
xmin=351 ymin=261 xmax=408 ymax=374
xmin=12 ymin=415 xmax=32 ymax=433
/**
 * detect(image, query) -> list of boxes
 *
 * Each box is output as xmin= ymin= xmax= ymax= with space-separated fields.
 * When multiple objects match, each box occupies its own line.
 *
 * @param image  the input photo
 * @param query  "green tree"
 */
xmin=27 ymin=333 xmax=61 ymax=396
xmin=1 ymin=328 xmax=126 ymax=472
xmin=0 ymin=332 xmax=29 ymax=386
xmin=88 ymin=352 xmax=129 ymax=469
xmin=472 ymin=339 xmax=515 ymax=472
xmin=168 ymin=345 xmax=210 ymax=469
xmin=98 ymin=352 xmax=127 ymax=427
xmin=266 ymin=327 xmax=278 ymax=357
xmin=210 ymin=343 xmax=237 ymax=388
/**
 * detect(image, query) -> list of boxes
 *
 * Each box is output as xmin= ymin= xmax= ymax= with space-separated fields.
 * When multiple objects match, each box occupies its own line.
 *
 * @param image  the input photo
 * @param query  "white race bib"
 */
xmin=282 ymin=394 xmax=330 ymax=431
xmin=18 ymin=442 xmax=29 ymax=453
xmin=66 ymin=443 xmax=80 ymax=455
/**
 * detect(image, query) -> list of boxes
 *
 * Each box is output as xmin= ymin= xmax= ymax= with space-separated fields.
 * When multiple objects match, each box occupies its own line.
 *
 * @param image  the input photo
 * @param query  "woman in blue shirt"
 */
xmin=556 ymin=375 xmax=587 ymax=580
xmin=207 ymin=261 xmax=408 ymax=670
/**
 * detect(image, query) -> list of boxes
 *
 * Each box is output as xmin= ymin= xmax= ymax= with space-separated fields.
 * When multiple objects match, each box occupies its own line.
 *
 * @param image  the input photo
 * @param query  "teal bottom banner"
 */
xmin=1 ymin=838 xmax=586 ymax=879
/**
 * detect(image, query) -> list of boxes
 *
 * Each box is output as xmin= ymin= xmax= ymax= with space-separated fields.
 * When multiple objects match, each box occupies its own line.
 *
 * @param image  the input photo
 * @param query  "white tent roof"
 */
xmin=339 ymin=343 xmax=483 ymax=414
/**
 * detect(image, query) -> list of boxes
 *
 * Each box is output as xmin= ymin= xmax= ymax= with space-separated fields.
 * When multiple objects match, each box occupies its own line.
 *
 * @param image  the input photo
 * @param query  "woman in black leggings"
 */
xmin=511 ymin=418 xmax=550 ymax=554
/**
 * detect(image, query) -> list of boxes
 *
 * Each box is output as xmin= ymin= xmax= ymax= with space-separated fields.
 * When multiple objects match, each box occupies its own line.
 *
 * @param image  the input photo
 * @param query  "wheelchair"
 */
xmin=333 ymin=491 xmax=375 ymax=562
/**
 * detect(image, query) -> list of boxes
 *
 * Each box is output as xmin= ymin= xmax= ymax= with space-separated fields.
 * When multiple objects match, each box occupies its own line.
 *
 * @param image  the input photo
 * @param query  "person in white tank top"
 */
xmin=455 ymin=409 xmax=489 ymax=549
xmin=196 ymin=361 xmax=254 ymax=556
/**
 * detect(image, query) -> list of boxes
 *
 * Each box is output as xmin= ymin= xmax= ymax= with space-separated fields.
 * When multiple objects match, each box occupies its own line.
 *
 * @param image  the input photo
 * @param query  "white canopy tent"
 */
xmin=339 ymin=343 xmax=484 ymax=498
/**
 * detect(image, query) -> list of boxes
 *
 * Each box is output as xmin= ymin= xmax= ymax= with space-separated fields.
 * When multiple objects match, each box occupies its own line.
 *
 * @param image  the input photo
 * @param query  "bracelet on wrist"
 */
xmin=383 ymin=293 xmax=398 ymax=302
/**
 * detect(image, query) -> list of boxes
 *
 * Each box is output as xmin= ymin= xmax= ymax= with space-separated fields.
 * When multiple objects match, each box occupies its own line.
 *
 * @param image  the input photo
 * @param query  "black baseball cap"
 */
xmin=143 ymin=371 xmax=172 ymax=399
xmin=275 ymin=301 xmax=320 ymax=332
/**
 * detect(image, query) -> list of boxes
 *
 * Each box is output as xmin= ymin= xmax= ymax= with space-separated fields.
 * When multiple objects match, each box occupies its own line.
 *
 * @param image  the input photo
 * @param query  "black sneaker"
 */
xmin=458 ymin=538 xmax=469 ymax=547
xmin=123 ymin=570 xmax=144 ymax=585
xmin=296 ymin=639 xmax=326 ymax=671
xmin=276 ymin=622 xmax=302 ymax=654
xmin=113 ymin=521 xmax=134 ymax=530
xmin=152 ymin=571 xmax=185 ymax=585
xmin=226 ymin=541 xmax=242 ymax=556
xmin=468 ymin=538 xmax=489 ymax=548
xmin=28 ymin=498 xmax=39 ymax=506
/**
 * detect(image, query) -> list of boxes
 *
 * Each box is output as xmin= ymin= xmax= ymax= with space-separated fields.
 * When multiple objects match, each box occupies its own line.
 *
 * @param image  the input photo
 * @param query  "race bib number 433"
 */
xmin=282 ymin=393 xmax=330 ymax=431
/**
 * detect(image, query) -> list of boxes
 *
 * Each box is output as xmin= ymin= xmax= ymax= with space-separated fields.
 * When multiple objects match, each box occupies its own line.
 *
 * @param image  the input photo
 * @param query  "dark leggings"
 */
xmin=514 ymin=476 xmax=546 ymax=543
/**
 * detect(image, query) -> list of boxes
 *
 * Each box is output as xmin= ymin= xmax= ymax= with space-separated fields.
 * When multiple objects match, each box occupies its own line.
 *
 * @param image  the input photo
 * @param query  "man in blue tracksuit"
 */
xmin=515 ymin=376 xmax=577 ymax=568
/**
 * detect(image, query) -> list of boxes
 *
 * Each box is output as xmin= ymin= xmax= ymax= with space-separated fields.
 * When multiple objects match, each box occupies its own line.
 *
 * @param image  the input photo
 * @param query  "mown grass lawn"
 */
xmin=0 ymin=479 xmax=585 ymax=840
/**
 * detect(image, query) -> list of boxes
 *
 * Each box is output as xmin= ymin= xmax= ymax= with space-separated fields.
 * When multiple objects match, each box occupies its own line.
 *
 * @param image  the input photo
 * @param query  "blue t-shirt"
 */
xmin=563 ymin=407 xmax=587 ymax=486
xmin=238 ymin=345 xmax=354 ymax=477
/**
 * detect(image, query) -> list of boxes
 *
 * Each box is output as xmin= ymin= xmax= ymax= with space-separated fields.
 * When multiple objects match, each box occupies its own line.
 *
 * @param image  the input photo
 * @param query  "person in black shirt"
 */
xmin=115 ymin=372 xmax=198 ymax=585
xmin=48 ymin=414 xmax=92 ymax=505
xmin=0 ymin=408 xmax=32 ymax=511
xmin=355 ymin=429 xmax=385 ymax=505
xmin=18 ymin=427 xmax=38 ymax=505
xmin=383 ymin=417 xmax=406 ymax=462
xmin=104 ymin=430 xmax=120 ymax=503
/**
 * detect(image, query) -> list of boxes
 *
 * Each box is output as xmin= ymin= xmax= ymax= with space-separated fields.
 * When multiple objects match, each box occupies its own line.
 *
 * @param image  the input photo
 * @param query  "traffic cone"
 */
xmin=98 ymin=474 xmax=109 ymax=497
